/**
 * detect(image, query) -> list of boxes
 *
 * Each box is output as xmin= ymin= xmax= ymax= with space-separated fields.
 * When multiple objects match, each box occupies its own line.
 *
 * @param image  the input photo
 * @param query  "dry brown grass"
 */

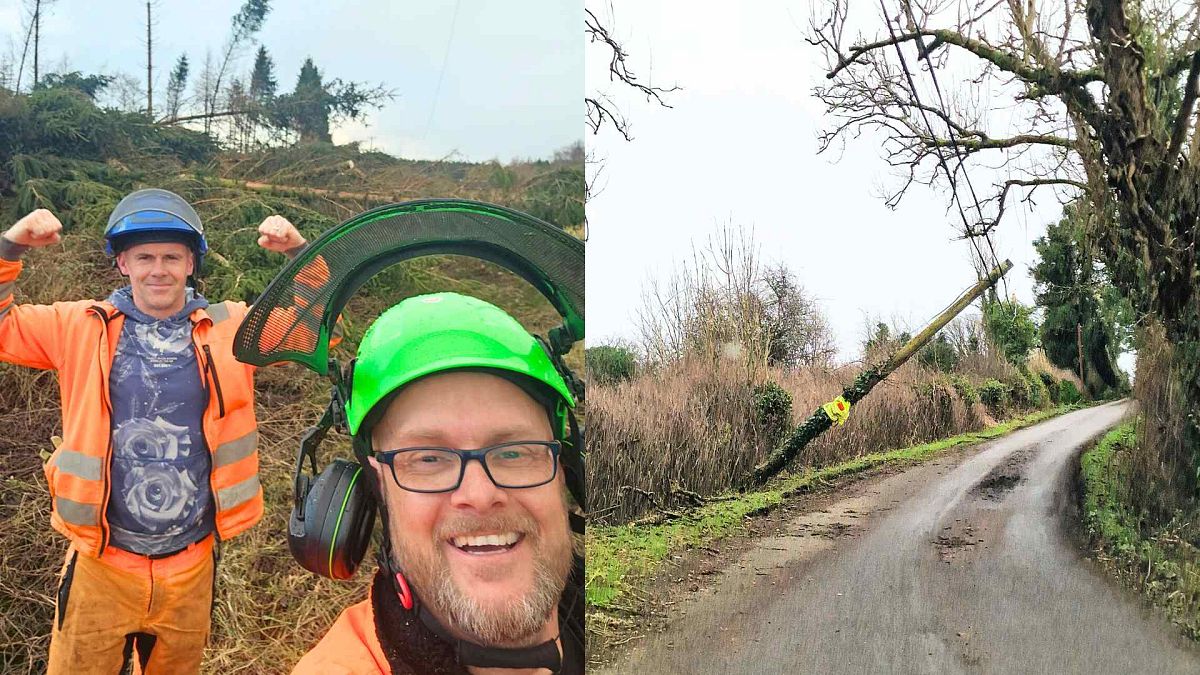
xmin=588 ymin=353 xmax=999 ymax=524
xmin=1027 ymin=349 xmax=1085 ymax=393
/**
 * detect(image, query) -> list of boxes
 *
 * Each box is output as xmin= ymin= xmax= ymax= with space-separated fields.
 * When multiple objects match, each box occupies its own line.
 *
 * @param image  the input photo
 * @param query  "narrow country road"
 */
xmin=601 ymin=401 xmax=1200 ymax=674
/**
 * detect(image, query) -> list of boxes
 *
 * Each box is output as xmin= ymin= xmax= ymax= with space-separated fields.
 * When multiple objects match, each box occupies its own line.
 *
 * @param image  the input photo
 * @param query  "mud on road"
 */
xmin=597 ymin=401 xmax=1200 ymax=674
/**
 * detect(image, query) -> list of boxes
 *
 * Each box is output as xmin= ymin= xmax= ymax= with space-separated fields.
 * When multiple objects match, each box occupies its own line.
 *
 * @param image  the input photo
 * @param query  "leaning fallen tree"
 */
xmin=750 ymin=259 xmax=1013 ymax=484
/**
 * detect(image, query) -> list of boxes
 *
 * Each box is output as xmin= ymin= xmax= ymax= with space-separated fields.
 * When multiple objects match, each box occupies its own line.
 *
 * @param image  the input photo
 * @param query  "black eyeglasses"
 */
xmin=374 ymin=440 xmax=561 ymax=493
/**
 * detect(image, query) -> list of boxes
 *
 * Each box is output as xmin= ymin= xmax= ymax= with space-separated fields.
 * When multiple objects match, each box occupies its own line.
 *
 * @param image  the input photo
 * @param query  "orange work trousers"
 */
xmin=47 ymin=536 xmax=217 ymax=675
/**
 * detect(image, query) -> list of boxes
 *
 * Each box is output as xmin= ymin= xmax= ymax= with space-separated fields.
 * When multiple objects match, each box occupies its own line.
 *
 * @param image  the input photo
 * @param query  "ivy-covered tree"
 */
xmin=810 ymin=0 xmax=1200 ymax=496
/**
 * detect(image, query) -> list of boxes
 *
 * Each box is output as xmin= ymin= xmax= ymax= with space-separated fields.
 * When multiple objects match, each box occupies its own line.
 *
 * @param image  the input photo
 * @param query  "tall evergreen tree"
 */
xmin=244 ymin=46 xmax=277 ymax=145
xmin=1032 ymin=206 xmax=1126 ymax=394
xmin=248 ymin=46 xmax=276 ymax=102
xmin=289 ymin=57 xmax=331 ymax=143
xmin=164 ymin=54 xmax=189 ymax=120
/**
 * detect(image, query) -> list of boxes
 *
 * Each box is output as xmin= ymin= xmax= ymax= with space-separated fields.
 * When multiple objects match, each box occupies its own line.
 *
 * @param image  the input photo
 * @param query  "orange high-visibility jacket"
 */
xmin=0 ymin=257 xmax=262 ymax=557
xmin=292 ymin=597 xmax=389 ymax=674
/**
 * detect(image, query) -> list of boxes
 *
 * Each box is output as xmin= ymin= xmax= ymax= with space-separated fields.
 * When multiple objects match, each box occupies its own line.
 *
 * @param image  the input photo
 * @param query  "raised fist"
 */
xmin=4 ymin=209 xmax=63 ymax=248
xmin=257 ymin=215 xmax=306 ymax=255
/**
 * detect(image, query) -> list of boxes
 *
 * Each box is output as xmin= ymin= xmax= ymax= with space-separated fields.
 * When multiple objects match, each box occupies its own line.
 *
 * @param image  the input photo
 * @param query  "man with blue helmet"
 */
xmin=0 ymin=189 xmax=308 ymax=673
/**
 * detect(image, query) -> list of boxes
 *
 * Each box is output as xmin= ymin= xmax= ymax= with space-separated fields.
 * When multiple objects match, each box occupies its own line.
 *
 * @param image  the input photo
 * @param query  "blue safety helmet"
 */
xmin=104 ymin=189 xmax=208 ymax=264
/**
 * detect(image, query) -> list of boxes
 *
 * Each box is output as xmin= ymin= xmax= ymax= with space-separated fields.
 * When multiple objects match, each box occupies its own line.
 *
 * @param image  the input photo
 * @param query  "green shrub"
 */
xmin=1024 ymin=370 xmax=1049 ymax=408
xmin=1006 ymin=374 xmax=1033 ymax=409
xmin=487 ymin=162 xmax=516 ymax=189
xmin=1059 ymin=379 xmax=1082 ymax=405
xmin=752 ymin=381 xmax=793 ymax=449
xmin=1038 ymin=372 xmax=1061 ymax=404
xmin=983 ymin=299 xmax=1039 ymax=365
xmin=586 ymin=345 xmax=637 ymax=385
xmin=949 ymin=375 xmax=979 ymax=406
xmin=979 ymin=378 xmax=1009 ymax=415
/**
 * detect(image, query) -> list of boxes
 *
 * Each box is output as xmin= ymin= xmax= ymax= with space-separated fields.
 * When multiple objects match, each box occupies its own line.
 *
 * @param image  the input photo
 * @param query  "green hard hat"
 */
xmin=345 ymin=292 xmax=575 ymax=437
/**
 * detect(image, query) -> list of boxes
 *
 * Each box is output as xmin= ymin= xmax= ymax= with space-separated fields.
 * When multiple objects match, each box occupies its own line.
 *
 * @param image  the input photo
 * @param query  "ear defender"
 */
xmin=288 ymin=458 xmax=376 ymax=580
xmin=287 ymin=381 xmax=378 ymax=580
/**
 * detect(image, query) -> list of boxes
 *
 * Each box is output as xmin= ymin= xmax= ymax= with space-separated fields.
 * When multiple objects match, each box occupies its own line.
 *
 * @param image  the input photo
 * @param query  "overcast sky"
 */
xmin=0 ymin=0 xmax=580 ymax=162
xmin=585 ymin=0 xmax=1115 ymax=368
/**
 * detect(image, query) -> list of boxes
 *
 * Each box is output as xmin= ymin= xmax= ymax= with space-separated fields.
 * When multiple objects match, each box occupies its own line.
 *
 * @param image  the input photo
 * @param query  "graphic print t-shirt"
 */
xmin=106 ymin=286 xmax=214 ymax=556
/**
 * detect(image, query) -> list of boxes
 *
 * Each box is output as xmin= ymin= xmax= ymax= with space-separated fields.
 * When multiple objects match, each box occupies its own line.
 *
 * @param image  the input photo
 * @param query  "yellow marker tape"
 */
xmin=822 ymin=396 xmax=852 ymax=426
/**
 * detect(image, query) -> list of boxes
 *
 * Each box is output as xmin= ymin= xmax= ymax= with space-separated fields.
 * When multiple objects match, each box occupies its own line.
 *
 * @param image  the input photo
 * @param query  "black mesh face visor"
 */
xmin=233 ymin=199 xmax=584 ymax=375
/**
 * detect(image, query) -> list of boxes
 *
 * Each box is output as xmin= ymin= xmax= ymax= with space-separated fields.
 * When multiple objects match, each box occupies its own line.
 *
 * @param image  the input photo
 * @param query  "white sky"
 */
xmin=1 ymin=0 xmax=580 ymax=162
xmin=585 ymin=0 xmax=1092 ymax=365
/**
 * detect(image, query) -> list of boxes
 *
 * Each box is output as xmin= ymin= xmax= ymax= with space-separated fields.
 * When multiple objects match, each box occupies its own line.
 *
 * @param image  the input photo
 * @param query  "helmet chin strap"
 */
xmin=415 ymin=601 xmax=562 ymax=672
xmin=373 ymin=512 xmax=564 ymax=673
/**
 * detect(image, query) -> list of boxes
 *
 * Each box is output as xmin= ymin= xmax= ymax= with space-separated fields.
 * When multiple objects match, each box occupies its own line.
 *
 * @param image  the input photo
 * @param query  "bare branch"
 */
xmin=585 ymin=95 xmax=630 ymax=140
xmin=924 ymin=134 xmax=1075 ymax=150
xmin=585 ymin=6 xmax=679 ymax=140
xmin=828 ymin=28 xmax=1102 ymax=95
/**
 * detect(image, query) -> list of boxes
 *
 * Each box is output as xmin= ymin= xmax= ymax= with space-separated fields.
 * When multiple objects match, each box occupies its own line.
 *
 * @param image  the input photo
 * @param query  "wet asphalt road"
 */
xmin=603 ymin=401 xmax=1200 ymax=674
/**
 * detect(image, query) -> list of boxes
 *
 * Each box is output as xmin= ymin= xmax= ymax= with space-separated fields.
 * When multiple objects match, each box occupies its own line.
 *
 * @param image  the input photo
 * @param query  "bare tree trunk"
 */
xmin=160 ymin=108 xmax=256 ymax=125
xmin=146 ymin=1 xmax=153 ymax=117
xmin=15 ymin=9 xmax=33 ymax=93
xmin=32 ymin=0 xmax=40 ymax=86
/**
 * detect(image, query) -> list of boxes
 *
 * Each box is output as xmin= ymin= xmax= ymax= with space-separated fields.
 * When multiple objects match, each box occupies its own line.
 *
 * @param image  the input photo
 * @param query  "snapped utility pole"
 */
xmin=750 ymin=260 xmax=1014 ymax=485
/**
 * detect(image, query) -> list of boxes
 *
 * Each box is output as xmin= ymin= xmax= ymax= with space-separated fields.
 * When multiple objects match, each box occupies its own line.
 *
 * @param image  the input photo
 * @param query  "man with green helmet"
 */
xmin=292 ymin=291 xmax=583 ymax=674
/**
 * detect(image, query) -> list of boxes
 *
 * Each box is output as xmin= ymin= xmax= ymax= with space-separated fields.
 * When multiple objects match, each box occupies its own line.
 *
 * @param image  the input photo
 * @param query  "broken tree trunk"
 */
xmin=750 ymin=259 xmax=1014 ymax=485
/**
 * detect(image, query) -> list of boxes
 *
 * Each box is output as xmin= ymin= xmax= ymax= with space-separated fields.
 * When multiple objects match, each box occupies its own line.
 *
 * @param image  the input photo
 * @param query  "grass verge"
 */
xmin=587 ymin=404 xmax=1079 ymax=612
xmin=1079 ymin=420 xmax=1200 ymax=640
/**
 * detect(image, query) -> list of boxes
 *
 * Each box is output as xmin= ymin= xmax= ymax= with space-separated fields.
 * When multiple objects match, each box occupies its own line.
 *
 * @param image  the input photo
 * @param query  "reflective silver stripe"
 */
xmin=53 ymin=449 xmax=103 ymax=481
xmin=55 ymin=497 xmax=99 ymax=526
xmin=0 ymin=304 xmax=10 ymax=321
xmin=207 ymin=302 xmax=231 ymax=325
xmin=0 ymin=280 xmax=13 ymax=298
xmin=214 ymin=430 xmax=257 ymax=468
xmin=218 ymin=475 xmax=260 ymax=510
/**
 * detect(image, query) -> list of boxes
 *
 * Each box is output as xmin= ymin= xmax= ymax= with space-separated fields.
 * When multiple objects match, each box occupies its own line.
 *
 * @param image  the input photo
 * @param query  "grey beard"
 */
xmin=429 ymin=551 xmax=567 ymax=646
xmin=390 ymin=518 xmax=573 ymax=647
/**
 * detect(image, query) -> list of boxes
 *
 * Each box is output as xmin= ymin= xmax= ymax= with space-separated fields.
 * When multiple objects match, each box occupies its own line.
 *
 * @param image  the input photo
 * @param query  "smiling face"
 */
xmin=115 ymin=241 xmax=194 ymax=319
xmin=368 ymin=370 xmax=573 ymax=647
